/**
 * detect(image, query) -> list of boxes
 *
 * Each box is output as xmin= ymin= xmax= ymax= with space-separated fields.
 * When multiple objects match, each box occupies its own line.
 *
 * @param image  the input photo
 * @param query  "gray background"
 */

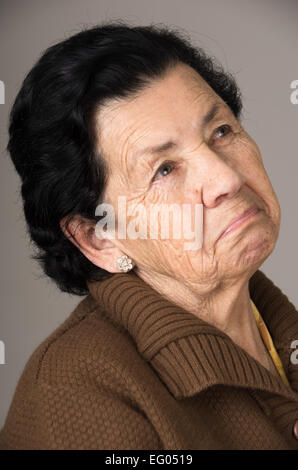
xmin=0 ymin=0 xmax=297 ymax=426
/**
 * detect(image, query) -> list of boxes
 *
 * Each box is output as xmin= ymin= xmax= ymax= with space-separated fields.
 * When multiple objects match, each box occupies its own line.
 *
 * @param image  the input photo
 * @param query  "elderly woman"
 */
xmin=0 ymin=22 xmax=298 ymax=451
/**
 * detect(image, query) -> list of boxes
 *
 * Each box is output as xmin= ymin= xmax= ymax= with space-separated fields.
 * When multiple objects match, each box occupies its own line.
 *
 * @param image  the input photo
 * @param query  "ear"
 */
xmin=59 ymin=215 xmax=127 ymax=273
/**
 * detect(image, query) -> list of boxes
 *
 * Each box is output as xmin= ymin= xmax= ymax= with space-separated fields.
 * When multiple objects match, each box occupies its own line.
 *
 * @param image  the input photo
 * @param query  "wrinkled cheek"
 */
xmin=256 ymin=168 xmax=281 ymax=230
xmin=122 ymin=238 xmax=169 ymax=269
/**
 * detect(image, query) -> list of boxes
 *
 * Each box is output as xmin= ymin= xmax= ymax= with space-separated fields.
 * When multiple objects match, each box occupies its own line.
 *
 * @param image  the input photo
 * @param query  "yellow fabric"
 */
xmin=250 ymin=299 xmax=290 ymax=388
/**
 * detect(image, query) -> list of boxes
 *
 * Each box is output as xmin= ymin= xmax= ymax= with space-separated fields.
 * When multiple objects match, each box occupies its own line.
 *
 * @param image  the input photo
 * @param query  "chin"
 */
xmin=221 ymin=222 xmax=278 ymax=277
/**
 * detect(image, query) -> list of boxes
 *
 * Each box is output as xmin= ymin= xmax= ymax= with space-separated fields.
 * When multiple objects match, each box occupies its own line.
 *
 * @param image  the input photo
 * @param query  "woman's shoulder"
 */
xmin=15 ymin=294 xmax=148 ymax=393
xmin=0 ymin=294 xmax=163 ymax=450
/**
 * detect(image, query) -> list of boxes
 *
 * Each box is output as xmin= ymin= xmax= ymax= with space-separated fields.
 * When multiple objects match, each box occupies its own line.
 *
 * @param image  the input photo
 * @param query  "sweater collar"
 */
xmin=87 ymin=269 xmax=298 ymax=400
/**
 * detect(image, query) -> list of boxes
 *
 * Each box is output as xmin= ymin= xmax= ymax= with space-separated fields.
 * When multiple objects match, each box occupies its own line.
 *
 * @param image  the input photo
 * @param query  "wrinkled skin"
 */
xmin=62 ymin=63 xmax=281 ymax=374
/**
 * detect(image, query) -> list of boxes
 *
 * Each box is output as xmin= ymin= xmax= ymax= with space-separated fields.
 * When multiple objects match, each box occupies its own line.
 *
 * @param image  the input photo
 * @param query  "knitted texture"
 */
xmin=0 ymin=269 xmax=298 ymax=449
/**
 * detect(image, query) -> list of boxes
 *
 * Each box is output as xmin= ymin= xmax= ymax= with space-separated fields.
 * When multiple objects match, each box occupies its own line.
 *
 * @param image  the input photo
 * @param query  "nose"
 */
xmin=199 ymin=148 xmax=245 ymax=208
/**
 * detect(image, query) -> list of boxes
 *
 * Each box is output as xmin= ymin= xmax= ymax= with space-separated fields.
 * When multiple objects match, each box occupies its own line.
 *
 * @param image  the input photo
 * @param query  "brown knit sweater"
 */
xmin=0 ymin=269 xmax=298 ymax=450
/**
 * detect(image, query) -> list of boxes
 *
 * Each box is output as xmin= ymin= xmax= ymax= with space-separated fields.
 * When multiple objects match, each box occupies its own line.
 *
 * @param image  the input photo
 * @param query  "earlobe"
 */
xmin=59 ymin=215 xmax=130 ymax=273
xmin=59 ymin=215 xmax=135 ymax=274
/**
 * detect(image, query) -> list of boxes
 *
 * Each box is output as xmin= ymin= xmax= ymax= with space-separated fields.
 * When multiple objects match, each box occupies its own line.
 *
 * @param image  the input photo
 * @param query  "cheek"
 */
xmin=238 ymin=140 xmax=281 ymax=227
xmin=232 ymin=135 xmax=267 ymax=187
xmin=240 ymin=134 xmax=265 ymax=171
xmin=122 ymin=237 xmax=181 ymax=277
xmin=115 ymin=194 xmax=200 ymax=269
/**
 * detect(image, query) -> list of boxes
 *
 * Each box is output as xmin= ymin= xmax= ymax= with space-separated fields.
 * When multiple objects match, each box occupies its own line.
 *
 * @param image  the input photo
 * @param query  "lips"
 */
xmin=217 ymin=204 xmax=261 ymax=242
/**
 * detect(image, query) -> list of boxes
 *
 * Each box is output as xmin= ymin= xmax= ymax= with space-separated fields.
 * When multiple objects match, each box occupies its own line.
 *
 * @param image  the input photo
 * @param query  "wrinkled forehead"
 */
xmin=94 ymin=63 xmax=222 ymax=162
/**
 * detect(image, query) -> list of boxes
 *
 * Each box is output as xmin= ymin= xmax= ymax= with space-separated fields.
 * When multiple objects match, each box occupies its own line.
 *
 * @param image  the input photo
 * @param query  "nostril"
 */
xmin=215 ymin=193 xmax=229 ymax=206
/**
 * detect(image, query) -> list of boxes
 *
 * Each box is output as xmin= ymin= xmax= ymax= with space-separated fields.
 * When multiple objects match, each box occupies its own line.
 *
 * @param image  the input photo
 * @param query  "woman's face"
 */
xmin=94 ymin=62 xmax=280 ymax=290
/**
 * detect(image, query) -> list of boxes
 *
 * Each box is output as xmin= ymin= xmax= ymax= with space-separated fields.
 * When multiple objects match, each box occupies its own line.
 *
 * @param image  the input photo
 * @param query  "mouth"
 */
xmin=216 ymin=204 xmax=261 ymax=242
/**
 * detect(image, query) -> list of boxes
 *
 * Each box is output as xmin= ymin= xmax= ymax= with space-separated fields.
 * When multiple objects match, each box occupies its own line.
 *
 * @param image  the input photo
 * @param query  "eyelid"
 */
xmin=211 ymin=123 xmax=234 ymax=142
xmin=214 ymin=123 xmax=232 ymax=134
xmin=152 ymin=160 xmax=177 ymax=182
xmin=151 ymin=122 xmax=235 ymax=182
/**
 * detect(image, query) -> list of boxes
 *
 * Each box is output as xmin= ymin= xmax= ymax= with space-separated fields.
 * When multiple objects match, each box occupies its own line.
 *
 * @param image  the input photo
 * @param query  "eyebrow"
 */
xmin=133 ymin=101 xmax=222 ymax=160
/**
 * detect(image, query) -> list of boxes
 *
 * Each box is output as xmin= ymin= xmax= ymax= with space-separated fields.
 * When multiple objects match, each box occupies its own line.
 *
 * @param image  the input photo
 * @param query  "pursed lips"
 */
xmin=216 ymin=204 xmax=261 ymax=242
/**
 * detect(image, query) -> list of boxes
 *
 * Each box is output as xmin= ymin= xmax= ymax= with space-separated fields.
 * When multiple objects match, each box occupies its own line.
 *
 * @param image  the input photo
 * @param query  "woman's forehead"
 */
xmin=100 ymin=63 xmax=215 ymax=120
xmin=95 ymin=65 xmax=220 ymax=156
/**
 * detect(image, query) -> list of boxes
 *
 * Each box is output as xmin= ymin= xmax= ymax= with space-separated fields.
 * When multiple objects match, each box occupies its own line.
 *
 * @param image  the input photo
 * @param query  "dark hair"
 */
xmin=7 ymin=20 xmax=243 ymax=296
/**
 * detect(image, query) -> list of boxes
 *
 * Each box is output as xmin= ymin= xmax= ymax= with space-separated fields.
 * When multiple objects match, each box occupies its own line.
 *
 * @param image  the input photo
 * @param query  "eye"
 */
xmin=212 ymin=124 xmax=232 ymax=141
xmin=153 ymin=161 xmax=175 ymax=181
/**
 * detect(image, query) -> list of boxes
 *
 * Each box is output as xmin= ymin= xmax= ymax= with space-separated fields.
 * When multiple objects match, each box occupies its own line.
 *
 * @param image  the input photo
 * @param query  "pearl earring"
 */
xmin=117 ymin=255 xmax=133 ymax=273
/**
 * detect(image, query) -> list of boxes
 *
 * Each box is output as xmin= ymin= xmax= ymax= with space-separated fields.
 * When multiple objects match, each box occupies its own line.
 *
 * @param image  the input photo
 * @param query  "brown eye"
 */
xmin=154 ymin=161 xmax=175 ymax=180
xmin=213 ymin=124 xmax=232 ymax=140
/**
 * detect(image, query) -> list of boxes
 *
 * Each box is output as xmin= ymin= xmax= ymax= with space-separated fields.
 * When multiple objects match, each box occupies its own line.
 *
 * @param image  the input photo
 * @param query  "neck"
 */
xmin=134 ymin=267 xmax=277 ymax=375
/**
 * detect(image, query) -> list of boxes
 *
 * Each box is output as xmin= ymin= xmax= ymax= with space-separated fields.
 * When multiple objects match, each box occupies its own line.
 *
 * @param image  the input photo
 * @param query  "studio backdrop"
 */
xmin=0 ymin=0 xmax=297 ymax=427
